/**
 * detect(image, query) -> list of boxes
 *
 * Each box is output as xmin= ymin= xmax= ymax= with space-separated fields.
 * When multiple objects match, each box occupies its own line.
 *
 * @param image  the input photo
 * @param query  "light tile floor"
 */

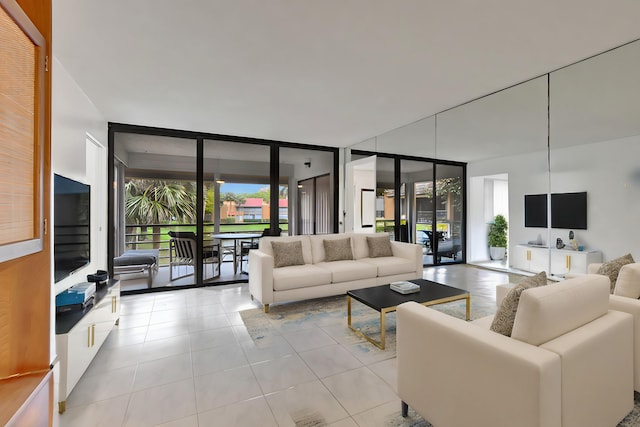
xmin=54 ymin=265 xmax=517 ymax=427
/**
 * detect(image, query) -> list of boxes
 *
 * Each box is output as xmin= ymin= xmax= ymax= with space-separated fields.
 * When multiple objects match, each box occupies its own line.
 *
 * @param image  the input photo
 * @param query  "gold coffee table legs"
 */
xmin=347 ymin=294 xmax=471 ymax=350
xmin=347 ymin=296 xmax=392 ymax=349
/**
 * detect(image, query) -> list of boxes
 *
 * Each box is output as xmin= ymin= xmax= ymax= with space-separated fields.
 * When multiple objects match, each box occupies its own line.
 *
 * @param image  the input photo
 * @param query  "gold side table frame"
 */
xmin=347 ymin=293 xmax=471 ymax=350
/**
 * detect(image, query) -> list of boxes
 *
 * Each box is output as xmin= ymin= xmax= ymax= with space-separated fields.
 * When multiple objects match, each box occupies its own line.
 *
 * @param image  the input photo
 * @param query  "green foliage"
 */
xmin=205 ymin=186 xmax=216 ymax=215
xmin=125 ymin=179 xmax=196 ymax=224
xmin=221 ymin=192 xmax=246 ymax=206
xmin=488 ymin=214 xmax=508 ymax=248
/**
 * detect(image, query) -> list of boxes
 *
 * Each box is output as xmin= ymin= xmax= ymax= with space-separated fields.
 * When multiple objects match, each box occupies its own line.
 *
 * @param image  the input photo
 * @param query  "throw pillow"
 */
xmin=367 ymin=235 xmax=393 ymax=258
xmin=490 ymin=271 xmax=548 ymax=337
xmin=324 ymin=238 xmax=353 ymax=262
xmin=271 ymin=241 xmax=305 ymax=268
xmin=597 ymin=253 xmax=635 ymax=293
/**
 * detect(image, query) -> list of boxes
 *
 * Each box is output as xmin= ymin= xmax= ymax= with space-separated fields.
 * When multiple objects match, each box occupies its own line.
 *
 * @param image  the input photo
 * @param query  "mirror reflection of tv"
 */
xmin=54 ymin=174 xmax=90 ymax=282
xmin=524 ymin=194 xmax=548 ymax=228
xmin=551 ymin=192 xmax=587 ymax=230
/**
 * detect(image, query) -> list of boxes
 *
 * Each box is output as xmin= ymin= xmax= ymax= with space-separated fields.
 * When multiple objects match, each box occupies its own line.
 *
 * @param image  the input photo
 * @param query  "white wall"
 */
xmin=467 ymin=149 xmax=549 ymax=264
xmin=550 ymin=135 xmax=640 ymax=260
xmin=51 ymin=57 xmax=108 ymax=362
xmin=345 ymin=156 xmax=376 ymax=233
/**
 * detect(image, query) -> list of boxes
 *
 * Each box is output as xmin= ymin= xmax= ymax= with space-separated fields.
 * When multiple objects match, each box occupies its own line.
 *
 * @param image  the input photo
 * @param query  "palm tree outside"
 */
xmin=125 ymin=179 xmax=197 ymax=248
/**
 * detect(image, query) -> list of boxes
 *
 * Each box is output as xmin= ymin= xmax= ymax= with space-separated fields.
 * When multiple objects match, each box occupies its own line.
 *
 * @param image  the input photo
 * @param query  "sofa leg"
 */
xmin=401 ymin=401 xmax=408 ymax=417
xmin=264 ymin=304 xmax=269 ymax=313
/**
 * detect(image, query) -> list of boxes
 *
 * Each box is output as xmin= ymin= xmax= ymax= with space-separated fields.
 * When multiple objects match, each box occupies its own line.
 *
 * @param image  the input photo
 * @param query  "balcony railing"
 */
xmin=123 ymin=222 xmax=289 ymax=266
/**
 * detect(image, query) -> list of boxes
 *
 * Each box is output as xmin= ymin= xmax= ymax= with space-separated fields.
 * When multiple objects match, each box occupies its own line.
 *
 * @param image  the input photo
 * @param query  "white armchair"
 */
xmin=593 ymin=261 xmax=640 ymax=391
xmin=397 ymin=275 xmax=634 ymax=427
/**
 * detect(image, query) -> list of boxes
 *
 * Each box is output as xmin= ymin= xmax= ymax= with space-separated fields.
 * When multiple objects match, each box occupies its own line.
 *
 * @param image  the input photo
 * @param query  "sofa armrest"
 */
xmin=588 ymin=263 xmax=602 ymax=274
xmin=390 ymin=241 xmax=423 ymax=278
xmin=248 ymin=250 xmax=274 ymax=306
xmin=397 ymin=302 xmax=561 ymax=427
xmin=540 ymin=310 xmax=633 ymax=426
xmin=610 ymin=294 xmax=640 ymax=391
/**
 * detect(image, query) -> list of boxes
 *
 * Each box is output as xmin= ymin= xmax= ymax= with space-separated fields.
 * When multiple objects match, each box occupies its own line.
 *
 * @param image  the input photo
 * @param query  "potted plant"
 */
xmin=488 ymin=214 xmax=508 ymax=260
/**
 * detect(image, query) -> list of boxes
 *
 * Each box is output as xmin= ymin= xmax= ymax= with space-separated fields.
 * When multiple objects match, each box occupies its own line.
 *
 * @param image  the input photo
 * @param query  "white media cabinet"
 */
xmin=55 ymin=279 xmax=120 ymax=413
xmin=512 ymin=244 xmax=602 ymax=277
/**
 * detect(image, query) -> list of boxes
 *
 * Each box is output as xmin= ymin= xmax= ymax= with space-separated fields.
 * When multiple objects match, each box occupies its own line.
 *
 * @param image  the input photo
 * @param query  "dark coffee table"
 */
xmin=347 ymin=279 xmax=470 ymax=349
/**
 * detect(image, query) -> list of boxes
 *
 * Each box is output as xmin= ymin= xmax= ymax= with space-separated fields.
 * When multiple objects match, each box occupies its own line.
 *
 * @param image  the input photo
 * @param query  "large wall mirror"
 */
xmin=549 ymin=39 xmax=640 ymax=265
xmin=346 ymin=37 xmax=640 ymax=273
xmin=347 ymin=116 xmax=442 ymax=264
xmin=436 ymin=76 xmax=549 ymax=265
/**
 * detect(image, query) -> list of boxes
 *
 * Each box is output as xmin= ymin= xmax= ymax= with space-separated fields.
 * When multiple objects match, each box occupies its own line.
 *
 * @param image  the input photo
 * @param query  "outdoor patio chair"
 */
xmin=168 ymin=231 xmax=221 ymax=280
xmin=239 ymin=227 xmax=282 ymax=273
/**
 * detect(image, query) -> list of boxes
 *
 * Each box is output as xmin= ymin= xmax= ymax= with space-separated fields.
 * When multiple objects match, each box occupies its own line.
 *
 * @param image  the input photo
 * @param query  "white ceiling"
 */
xmin=53 ymin=0 xmax=640 ymax=148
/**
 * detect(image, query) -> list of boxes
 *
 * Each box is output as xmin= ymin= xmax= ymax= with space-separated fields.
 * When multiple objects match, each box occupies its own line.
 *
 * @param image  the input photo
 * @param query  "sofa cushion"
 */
xmin=315 ymin=260 xmax=377 ymax=283
xmin=597 ymin=253 xmax=635 ymax=293
xmin=367 ymin=235 xmax=393 ymax=258
xmin=347 ymin=232 xmax=372 ymax=259
xmin=310 ymin=234 xmax=355 ymax=264
xmin=272 ymin=265 xmax=333 ymax=291
xmin=613 ymin=263 xmax=640 ymax=298
xmin=511 ymin=274 xmax=609 ymax=346
xmin=359 ymin=256 xmax=416 ymax=276
xmin=271 ymin=241 xmax=305 ymax=268
xmin=324 ymin=237 xmax=354 ymax=262
xmin=490 ymin=272 xmax=548 ymax=337
xmin=260 ymin=236 xmax=312 ymax=265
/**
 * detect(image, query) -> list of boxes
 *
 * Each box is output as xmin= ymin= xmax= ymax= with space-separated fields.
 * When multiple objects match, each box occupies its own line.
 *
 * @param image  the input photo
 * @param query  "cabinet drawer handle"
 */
xmin=527 ymin=250 xmax=531 ymax=261
xmin=91 ymin=324 xmax=95 ymax=347
xmin=566 ymin=255 xmax=571 ymax=270
xmin=87 ymin=326 xmax=91 ymax=347
xmin=112 ymin=296 xmax=116 ymax=313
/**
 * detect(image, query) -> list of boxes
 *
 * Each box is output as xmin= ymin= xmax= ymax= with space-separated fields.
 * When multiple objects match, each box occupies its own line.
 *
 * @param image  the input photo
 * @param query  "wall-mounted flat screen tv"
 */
xmin=551 ymin=192 xmax=587 ymax=230
xmin=524 ymin=194 xmax=548 ymax=228
xmin=54 ymin=174 xmax=90 ymax=282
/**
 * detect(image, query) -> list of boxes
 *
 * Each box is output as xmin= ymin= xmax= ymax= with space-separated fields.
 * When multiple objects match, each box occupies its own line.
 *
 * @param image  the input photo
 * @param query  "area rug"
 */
xmin=240 ymin=293 xmax=640 ymax=427
xmin=381 ymin=395 xmax=640 ymax=427
xmin=239 ymin=292 xmax=496 ymax=356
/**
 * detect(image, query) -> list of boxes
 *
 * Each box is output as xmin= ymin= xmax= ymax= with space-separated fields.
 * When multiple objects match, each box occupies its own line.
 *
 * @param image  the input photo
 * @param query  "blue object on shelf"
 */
xmin=55 ymin=282 xmax=96 ymax=307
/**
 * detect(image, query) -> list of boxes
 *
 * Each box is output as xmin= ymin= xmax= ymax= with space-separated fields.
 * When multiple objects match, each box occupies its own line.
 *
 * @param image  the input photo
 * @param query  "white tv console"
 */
xmin=512 ymin=244 xmax=602 ymax=277
xmin=55 ymin=279 xmax=120 ymax=413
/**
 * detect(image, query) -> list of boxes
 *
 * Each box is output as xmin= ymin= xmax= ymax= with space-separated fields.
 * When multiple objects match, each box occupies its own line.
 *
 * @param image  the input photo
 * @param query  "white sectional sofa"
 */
xmin=248 ymin=232 xmax=422 ymax=312
xmin=397 ymin=275 xmax=634 ymax=427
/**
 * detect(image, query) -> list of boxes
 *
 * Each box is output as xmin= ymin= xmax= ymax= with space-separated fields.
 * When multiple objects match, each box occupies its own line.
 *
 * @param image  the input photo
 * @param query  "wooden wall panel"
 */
xmin=0 ymin=0 xmax=51 ymax=381
xmin=0 ymin=0 xmax=52 ymax=423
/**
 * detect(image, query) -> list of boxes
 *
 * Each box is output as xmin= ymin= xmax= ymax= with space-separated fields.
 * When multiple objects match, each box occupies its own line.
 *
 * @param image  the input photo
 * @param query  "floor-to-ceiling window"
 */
xmin=434 ymin=164 xmax=465 ymax=264
xmin=108 ymin=125 xmax=338 ymax=293
xmin=279 ymin=147 xmax=336 ymax=236
xmin=350 ymin=150 xmax=466 ymax=266
xmin=112 ymin=133 xmax=198 ymax=291
xmin=203 ymin=139 xmax=271 ymax=282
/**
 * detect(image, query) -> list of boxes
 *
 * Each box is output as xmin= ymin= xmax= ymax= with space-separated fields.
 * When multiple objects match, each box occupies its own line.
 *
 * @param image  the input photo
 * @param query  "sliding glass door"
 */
xmin=109 ymin=124 xmax=339 ymax=292
xmin=350 ymin=149 xmax=466 ymax=266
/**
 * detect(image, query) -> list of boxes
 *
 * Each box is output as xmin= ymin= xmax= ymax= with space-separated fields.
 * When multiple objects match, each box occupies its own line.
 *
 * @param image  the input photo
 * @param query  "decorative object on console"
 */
xmin=597 ymin=253 xmax=635 ymax=293
xmin=488 ymin=214 xmax=508 ymax=260
xmin=568 ymin=230 xmax=579 ymax=250
xmin=556 ymin=238 xmax=565 ymax=249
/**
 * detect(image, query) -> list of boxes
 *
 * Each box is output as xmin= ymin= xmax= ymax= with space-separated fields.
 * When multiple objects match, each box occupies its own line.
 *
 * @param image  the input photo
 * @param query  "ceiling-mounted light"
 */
xmin=216 ymin=180 xmax=225 ymax=184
